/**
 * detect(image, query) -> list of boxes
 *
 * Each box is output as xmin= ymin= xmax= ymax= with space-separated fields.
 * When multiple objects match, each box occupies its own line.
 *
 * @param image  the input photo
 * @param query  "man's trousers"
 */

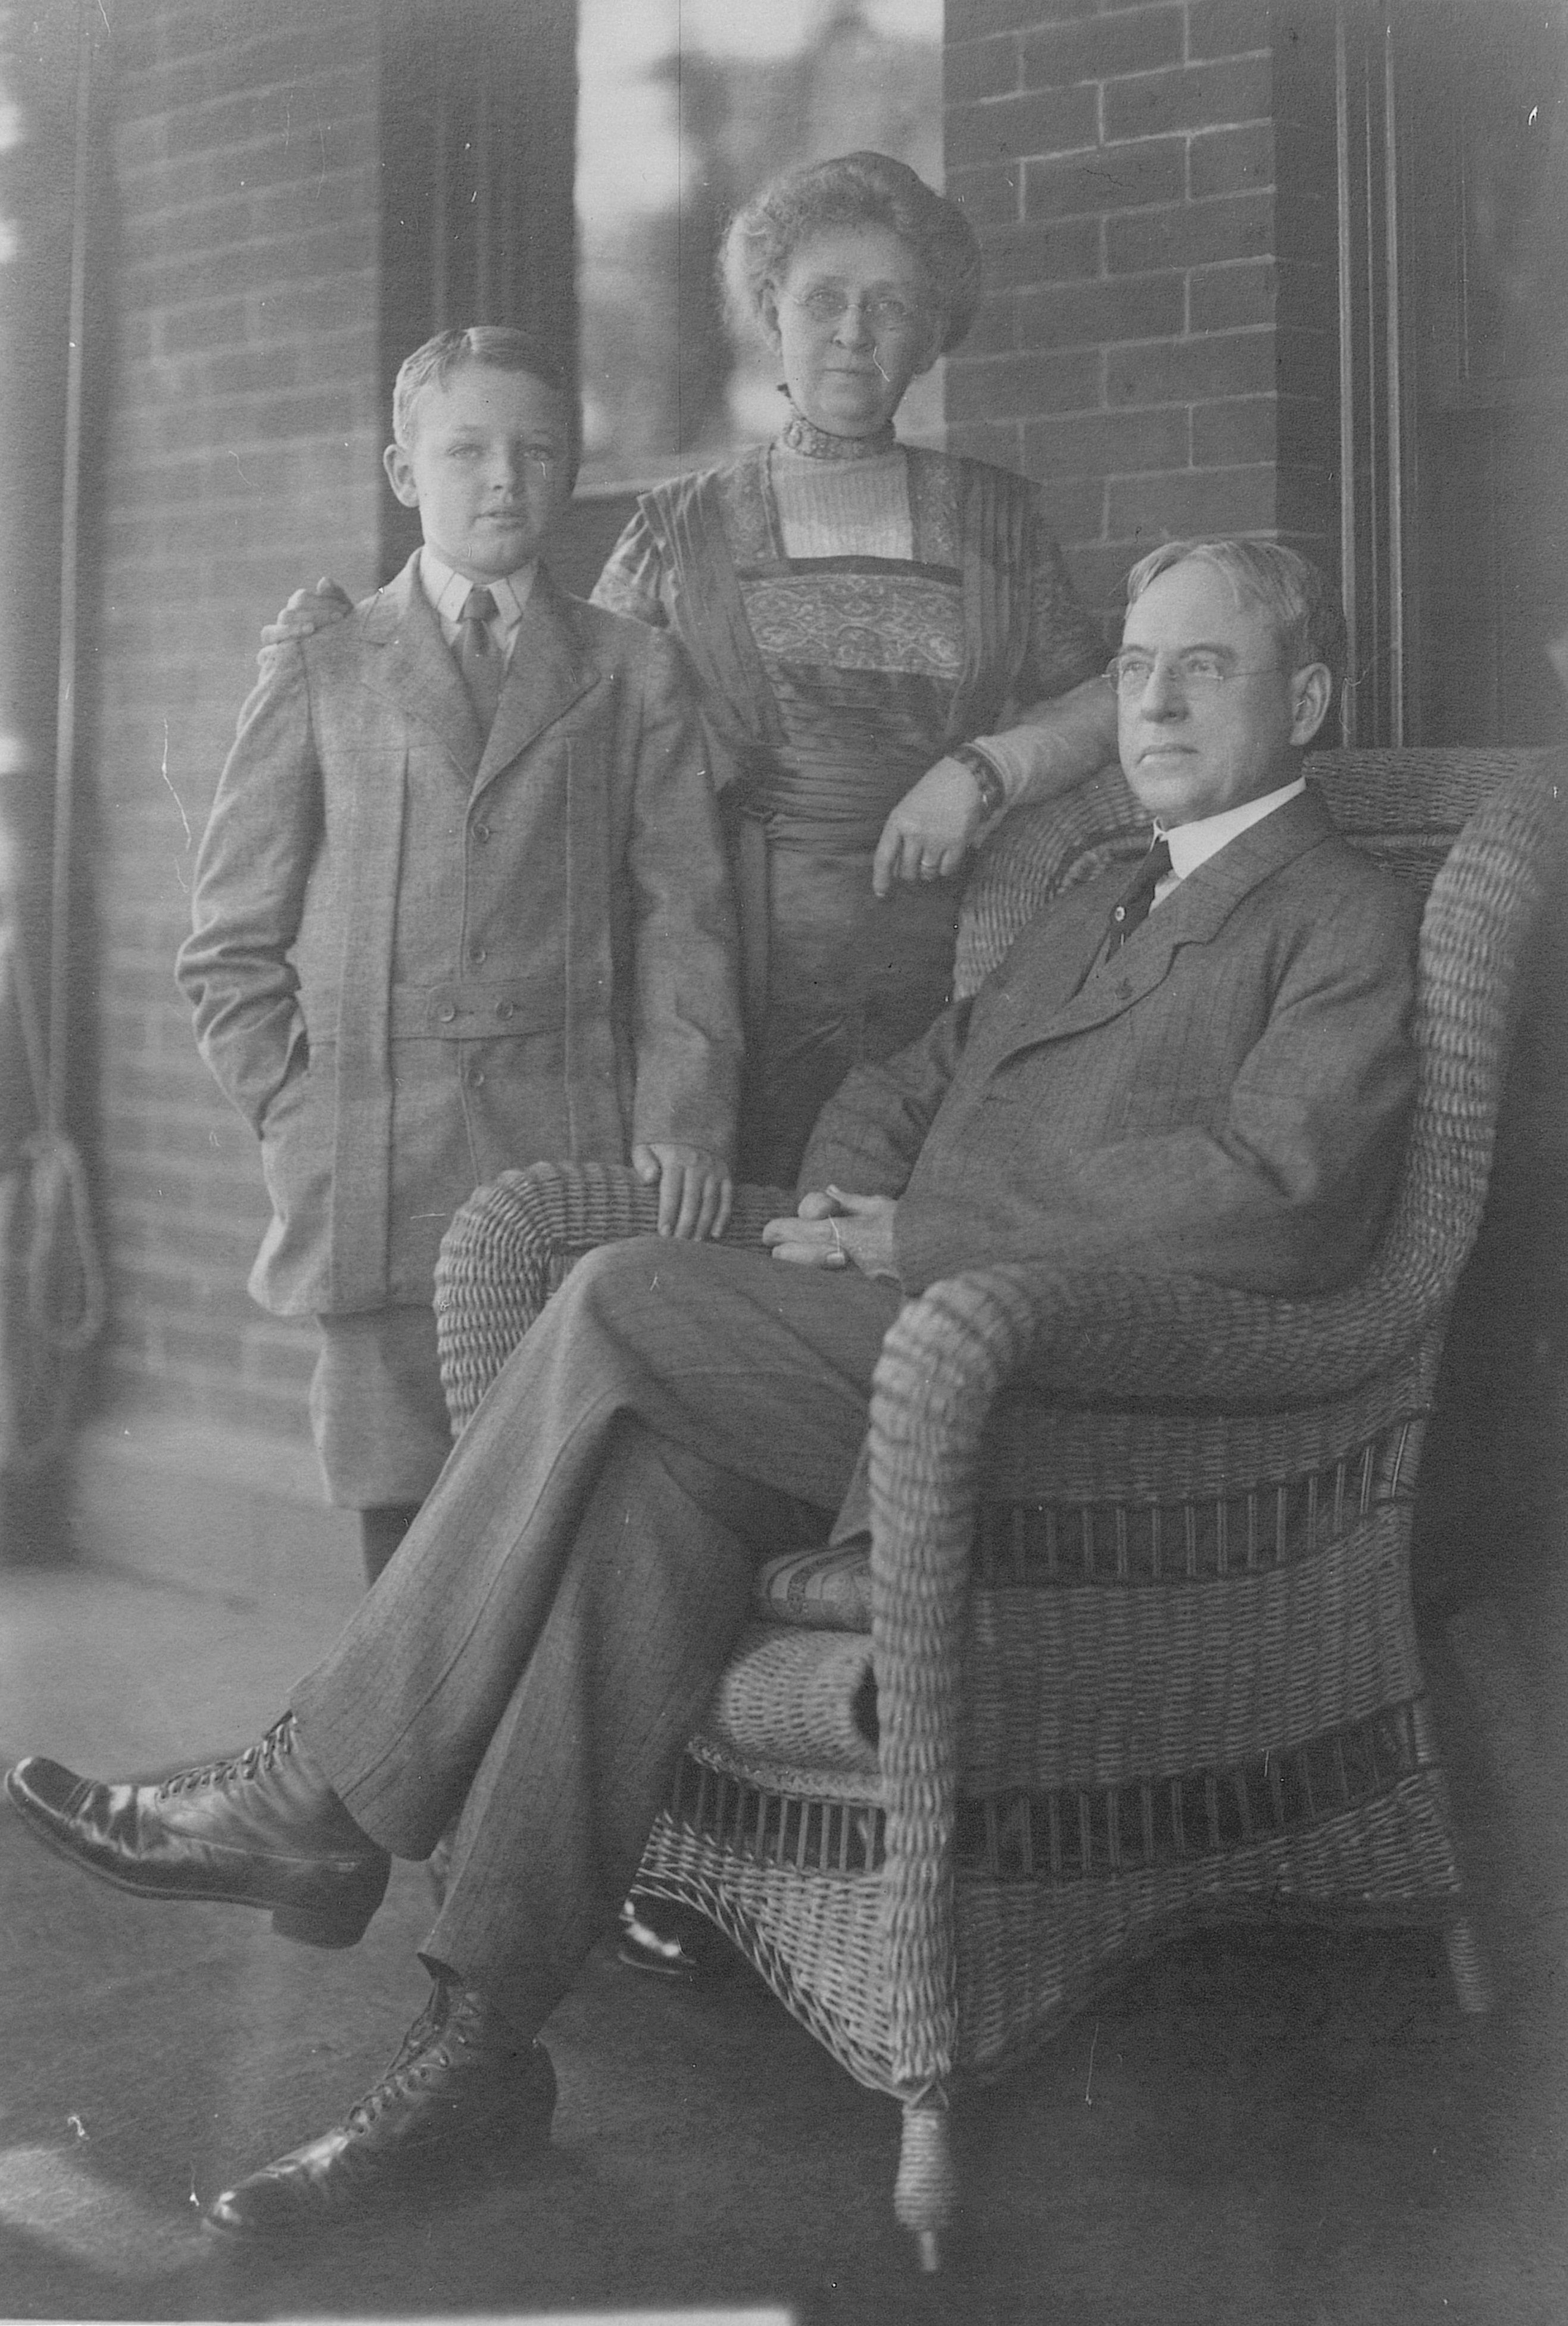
xmin=291 ymin=1237 xmax=902 ymax=2038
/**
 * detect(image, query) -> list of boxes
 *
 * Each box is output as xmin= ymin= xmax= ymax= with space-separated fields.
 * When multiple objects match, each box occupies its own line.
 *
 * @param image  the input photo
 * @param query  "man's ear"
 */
xmin=757 ymin=284 xmax=784 ymax=356
xmin=384 ymin=441 xmax=420 ymax=509
xmin=1289 ymin=662 xmax=1333 ymax=748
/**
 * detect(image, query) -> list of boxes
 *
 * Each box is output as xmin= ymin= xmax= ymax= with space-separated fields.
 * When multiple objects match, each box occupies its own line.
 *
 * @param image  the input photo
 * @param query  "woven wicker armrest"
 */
xmin=892 ymin=1251 xmax=1439 ymax=1416
xmin=434 ymin=1159 xmax=792 ymax=1433
xmin=859 ymin=1247 xmax=1445 ymax=2096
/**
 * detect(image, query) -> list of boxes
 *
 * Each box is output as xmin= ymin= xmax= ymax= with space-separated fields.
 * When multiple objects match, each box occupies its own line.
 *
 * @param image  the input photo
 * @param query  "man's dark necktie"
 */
xmin=457 ymin=586 xmax=504 ymax=736
xmin=1105 ymin=834 xmax=1173 ymax=952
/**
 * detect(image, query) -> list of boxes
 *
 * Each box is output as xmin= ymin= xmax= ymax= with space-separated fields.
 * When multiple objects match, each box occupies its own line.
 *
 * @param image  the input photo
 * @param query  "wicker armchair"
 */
xmin=434 ymin=746 xmax=1559 ymax=2269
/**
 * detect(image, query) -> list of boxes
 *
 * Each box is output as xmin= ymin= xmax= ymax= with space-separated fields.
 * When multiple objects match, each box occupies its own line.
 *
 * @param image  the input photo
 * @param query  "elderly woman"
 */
xmin=594 ymin=150 xmax=1114 ymax=1181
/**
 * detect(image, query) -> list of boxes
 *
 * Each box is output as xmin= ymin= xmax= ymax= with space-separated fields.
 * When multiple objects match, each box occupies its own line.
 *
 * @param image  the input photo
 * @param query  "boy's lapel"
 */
xmin=474 ymin=569 xmax=600 ymax=796
xmin=360 ymin=554 xmax=483 ymax=778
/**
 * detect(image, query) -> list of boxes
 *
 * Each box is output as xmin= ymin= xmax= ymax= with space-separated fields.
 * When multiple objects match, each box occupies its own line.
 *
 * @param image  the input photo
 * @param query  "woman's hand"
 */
xmin=871 ymin=756 xmax=990 ymax=897
xmin=261 ymin=577 xmax=355 ymax=646
xmin=631 ymin=1143 xmax=734 ymax=1240
xmin=762 ymin=1186 xmax=898 ymax=1279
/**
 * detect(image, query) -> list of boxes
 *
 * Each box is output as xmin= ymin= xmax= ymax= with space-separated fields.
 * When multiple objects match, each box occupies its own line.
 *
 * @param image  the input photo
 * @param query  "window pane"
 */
xmin=576 ymin=0 xmax=943 ymax=494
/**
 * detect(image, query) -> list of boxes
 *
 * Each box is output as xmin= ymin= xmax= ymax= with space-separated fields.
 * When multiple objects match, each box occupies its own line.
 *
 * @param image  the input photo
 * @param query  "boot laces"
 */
xmin=346 ymin=1979 xmax=467 ymax=2134
xmin=156 ymin=1715 xmax=293 ymax=1799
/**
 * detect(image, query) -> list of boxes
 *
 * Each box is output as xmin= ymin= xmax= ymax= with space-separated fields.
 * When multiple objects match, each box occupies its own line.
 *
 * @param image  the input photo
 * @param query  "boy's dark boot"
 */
xmin=205 ymin=1973 xmax=556 ymax=2237
xmin=4 ymin=1713 xmax=389 ymax=1947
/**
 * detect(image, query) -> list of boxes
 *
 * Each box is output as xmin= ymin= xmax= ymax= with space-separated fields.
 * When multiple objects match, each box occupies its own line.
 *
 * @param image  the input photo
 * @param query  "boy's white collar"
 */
xmin=419 ymin=546 xmax=537 ymax=627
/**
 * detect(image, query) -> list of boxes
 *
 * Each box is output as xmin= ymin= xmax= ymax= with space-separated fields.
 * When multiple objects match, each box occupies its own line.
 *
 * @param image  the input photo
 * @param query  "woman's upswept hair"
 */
xmin=719 ymin=151 xmax=983 ymax=354
xmin=391 ymin=325 xmax=580 ymax=472
xmin=1126 ymin=538 xmax=1348 ymax=700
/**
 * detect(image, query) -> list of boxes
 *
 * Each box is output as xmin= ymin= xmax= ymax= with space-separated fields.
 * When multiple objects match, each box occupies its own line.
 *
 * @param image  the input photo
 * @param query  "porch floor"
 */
xmin=0 ymin=1436 xmax=1564 ymax=2325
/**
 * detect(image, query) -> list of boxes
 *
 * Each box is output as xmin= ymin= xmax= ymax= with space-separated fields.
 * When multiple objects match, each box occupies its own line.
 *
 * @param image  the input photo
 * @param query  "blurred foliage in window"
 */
xmin=576 ymin=0 xmax=942 ymax=493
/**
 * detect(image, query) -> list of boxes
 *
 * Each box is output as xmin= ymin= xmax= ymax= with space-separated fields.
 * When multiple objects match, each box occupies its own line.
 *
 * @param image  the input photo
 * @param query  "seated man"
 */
xmin=6 ymin=540 xmax=1422 ymax=2238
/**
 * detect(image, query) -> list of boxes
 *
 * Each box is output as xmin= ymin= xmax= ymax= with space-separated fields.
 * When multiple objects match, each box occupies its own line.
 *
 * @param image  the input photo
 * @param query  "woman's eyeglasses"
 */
xmin=786 ymin=287 xmax=929 ymax=335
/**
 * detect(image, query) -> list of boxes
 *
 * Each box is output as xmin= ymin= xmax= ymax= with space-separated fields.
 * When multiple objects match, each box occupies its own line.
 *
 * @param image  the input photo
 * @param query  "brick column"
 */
xmin=91 ymin=0 xmax=384 ymax=1445
xmin=945 ymin=0 xmax=1338 ymax=621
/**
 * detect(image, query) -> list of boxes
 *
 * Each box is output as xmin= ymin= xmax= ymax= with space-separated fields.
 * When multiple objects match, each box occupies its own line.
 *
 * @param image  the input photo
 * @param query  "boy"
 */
xmin=179 ymin=327 xmax=742 ymax=1583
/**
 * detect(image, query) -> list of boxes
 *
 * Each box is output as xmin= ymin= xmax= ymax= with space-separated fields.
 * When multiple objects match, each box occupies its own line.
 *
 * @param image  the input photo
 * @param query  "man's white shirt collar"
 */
xmin=1154 ymin=777 xmax=1306 ymax=900
xmin=419 ymin=546 xmax=535 ymax=647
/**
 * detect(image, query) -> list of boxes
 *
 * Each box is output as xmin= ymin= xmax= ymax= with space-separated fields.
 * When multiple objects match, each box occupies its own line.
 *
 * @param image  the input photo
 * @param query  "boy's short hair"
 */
xmin=392 ymin=326 xmax=581 ymax=474
xmin=1126 ymin=538 xmax=1348 ymax=703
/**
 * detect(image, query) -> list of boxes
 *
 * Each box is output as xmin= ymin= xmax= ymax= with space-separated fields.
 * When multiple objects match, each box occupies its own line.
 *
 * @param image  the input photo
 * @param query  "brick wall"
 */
xmin=944 ymin=0 xmax=1338 ymax=621
xmin=90 ymin=0 xmax=384 ymax=1446
xmin=81 ymin=0 xmax=1345 ymax=1466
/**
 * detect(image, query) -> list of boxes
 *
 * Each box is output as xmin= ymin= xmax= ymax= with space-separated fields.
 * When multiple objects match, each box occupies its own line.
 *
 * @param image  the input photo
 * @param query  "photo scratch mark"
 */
xmin=67 ymin=2113 xmax=87 ymax=2139
xmin=161 ymin=722 xmax=192 ymax=851
xmin=1084 ymin=2019 xmax=1099 ymax=2105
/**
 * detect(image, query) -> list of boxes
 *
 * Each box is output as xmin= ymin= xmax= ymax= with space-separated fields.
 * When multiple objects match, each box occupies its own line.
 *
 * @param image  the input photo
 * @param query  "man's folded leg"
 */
xmin=209 ymin=1409 xmax=827 ymax=2236
xmin=290 ymin=1237 xmax=897 ymax=1851
xmin=422 ymin=1415 xmax=826 ymax=2031
xmin=4 ymin=1239 xmax=897 ymax=2235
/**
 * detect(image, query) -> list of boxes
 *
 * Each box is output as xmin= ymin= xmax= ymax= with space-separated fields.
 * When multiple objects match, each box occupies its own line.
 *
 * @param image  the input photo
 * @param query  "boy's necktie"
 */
xmin=457 ymin=586 xmax=504 ymax=736
xmin=1105 ymin=833 xmax=1174 ymax=953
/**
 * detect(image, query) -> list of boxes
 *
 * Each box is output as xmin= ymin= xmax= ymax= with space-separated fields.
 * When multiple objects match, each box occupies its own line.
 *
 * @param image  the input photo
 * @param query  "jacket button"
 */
xmin=472 ymin=823 xmax=491 ymax=843
xmin=438 ymin=1005 xmax=457 ymax=1023
xmin=467 ymin=1068 xmax=485 ymax=1088
xmin=495 ymin=999 xmax=515 ymax=1020
xmin=1112 ymin=905 xmax=1126 ymax=922
xmin=470 ymin=945 xmax=487 ymax=966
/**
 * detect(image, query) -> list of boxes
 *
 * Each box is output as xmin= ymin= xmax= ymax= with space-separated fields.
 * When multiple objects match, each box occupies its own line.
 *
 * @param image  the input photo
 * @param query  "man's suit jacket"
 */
xmin=178 ymin=554 xmax=742 ymax=1317
xmin=802 ymin=784 xmax=1422 ymax=1299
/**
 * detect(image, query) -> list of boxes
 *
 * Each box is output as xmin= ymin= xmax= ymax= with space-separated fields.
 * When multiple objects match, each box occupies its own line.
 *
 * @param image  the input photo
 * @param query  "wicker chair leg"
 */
xmin=1444 ymin=1917 xmax=1493 ymax=2014
xmin=895 ymin=2100 xmax=955 ymax=2272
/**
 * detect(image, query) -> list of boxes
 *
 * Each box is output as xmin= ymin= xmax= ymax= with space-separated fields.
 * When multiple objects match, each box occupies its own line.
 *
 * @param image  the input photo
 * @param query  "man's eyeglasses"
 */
xmin=1105 ymin=649 xmax=1282 ymax=698
xmin=786 ymin=287 xmax=929 ymax=335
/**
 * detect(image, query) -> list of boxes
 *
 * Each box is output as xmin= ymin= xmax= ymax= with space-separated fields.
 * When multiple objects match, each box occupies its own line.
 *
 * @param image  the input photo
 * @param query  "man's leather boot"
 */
xmin=5 ymin=1714 xmax=389 ymax=1947
xmin=205 ymin=1975 xmax=556 ymax=2235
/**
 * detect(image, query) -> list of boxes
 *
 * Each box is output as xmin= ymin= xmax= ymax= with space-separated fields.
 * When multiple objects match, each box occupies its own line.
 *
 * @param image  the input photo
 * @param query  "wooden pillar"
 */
xmin=0 ymin=5 xmax=86 ymax=1164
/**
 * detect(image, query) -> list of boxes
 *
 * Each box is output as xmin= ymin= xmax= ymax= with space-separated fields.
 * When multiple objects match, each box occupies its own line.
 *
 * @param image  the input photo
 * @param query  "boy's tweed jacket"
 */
xmin=179 ymin=553 xmax=743 ymax=1316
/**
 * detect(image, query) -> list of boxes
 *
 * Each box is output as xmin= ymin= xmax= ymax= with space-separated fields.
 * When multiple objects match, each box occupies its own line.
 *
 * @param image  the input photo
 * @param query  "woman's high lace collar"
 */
xmin=776 ymin=397 xmax=899 ymax=461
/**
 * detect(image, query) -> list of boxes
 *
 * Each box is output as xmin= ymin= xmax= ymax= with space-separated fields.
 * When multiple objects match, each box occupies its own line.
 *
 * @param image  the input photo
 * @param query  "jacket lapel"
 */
xmin=359 ymin=553 xmax=483 ymax=780
xmin=473 ymin=568 xmax=600 ymax=797
xmin=987 ymin=784 xmax=1341 ymax=1064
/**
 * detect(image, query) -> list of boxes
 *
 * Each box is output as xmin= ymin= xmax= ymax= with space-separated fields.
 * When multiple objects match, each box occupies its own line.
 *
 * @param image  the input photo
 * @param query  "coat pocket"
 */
xmin=255 ymin=1036 xmax=335 ymax=1293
